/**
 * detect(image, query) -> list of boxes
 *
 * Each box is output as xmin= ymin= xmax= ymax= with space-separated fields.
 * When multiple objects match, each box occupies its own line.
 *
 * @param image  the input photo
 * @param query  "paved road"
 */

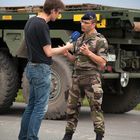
xmin=0 ymin=102 xmax=140 ymax=140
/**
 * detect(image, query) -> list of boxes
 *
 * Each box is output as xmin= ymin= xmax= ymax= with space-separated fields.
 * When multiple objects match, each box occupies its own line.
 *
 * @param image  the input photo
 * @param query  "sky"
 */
xmin=0 ymin=0 xmax=140 ymax=10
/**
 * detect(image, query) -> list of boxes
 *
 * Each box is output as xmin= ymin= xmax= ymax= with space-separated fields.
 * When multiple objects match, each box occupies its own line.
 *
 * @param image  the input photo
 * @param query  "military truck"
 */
xmin=0 ymin=1 xmax=140 ymax=119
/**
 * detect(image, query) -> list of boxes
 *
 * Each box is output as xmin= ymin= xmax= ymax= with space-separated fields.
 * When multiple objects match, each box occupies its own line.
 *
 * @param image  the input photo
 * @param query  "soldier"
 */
xmin=62 ymin=12 xmax=108 ymax=140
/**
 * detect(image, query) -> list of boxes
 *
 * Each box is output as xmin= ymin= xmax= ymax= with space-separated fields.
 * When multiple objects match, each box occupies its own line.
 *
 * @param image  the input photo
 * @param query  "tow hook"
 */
xmin=120 ymin=72 xmax=129 ymax=87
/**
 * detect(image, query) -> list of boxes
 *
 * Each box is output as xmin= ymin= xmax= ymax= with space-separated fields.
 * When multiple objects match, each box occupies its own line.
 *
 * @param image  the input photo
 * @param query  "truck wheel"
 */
xmin=102 ymin=79 xmax=140 ymax=113
xmin=22 ymin=56 xmax=72 ymax=119
xmin=0 ymin=51 xmax=19 ymax=112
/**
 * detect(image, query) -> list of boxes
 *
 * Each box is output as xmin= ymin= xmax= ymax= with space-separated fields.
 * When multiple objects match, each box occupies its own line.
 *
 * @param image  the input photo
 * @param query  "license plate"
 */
xmin=107 ymin=54 xmax=116 ymax=62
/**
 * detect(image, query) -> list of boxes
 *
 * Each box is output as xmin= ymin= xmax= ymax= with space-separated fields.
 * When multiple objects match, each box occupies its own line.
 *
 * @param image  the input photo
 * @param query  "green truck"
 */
xmin=0 ymin=2 xmax=140 ymax=119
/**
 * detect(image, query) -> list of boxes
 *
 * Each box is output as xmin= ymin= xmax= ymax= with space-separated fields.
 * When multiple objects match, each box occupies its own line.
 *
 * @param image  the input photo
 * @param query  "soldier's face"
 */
xmin=80 ymin=20 xmax=95 ymax=33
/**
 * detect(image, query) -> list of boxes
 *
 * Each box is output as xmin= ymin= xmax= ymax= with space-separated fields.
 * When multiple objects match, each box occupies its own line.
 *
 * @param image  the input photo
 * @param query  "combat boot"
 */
xmin=95 ymin=133 xmax=103 ymax=140
xmin=62 ymin=131 xmax=73 ymax=140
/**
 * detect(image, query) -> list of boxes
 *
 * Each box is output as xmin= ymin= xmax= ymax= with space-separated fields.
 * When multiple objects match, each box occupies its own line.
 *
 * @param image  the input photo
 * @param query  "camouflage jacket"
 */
xmin=74 ymin=31 xmax=108 ymax=73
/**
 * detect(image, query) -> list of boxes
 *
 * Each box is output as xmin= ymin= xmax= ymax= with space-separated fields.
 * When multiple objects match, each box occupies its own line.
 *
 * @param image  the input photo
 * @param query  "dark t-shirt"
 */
xmin=24 ymin=16 xmax=52 ymax=65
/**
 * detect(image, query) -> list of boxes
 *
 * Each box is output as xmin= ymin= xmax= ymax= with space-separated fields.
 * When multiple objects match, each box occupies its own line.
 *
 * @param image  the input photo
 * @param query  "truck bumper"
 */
xmin=102 ymin=73 xmax=140 ymax=79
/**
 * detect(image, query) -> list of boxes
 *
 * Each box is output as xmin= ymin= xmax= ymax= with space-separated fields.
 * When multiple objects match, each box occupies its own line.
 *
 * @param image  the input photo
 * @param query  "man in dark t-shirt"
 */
xmin=25 ymin=16 xmax=52 ymax=65
xmin=18 ymin=0 xmax=73 ymax=140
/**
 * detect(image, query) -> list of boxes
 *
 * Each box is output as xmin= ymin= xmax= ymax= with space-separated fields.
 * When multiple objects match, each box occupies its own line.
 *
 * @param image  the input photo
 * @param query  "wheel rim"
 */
xmin=49 ymin=69 xmax=61 ymax=101
xmin=120 ymin=72 xmax=129 ymax=87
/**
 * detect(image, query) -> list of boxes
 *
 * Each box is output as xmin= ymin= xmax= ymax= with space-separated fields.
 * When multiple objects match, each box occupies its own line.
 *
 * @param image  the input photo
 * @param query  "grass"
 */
xmin=135 ymin=104 xmax=140 ymax=110
xmin=82 ymin=97 xmax=89 ymax=106
xmin=82 ymin=97 xmax=140 ymax=111
xmin=15 ymin=89 xmax=25 ymax=102
xmin=15 ymin=91 xmax=140 ymax=111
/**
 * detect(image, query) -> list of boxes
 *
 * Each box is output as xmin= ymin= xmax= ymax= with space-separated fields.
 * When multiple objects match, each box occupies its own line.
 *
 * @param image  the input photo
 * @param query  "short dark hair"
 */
xmin=43 ymin=0 xmax=65 ymax=14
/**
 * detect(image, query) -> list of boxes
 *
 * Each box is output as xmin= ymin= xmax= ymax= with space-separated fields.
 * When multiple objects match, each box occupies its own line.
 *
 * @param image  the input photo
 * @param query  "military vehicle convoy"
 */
xmin=0 ymin=1 xmax=140 ymax=119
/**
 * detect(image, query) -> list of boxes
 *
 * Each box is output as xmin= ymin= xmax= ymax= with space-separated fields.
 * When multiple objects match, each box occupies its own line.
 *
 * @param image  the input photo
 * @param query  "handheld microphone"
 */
xmin=69 ymin=31 xmax=81 ymax=43
xmin=58 ymin=31 xmax=80 ymax=49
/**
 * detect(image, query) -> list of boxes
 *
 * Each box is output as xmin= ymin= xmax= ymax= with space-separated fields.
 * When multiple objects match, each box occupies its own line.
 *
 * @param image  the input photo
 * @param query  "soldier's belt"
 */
xmin=74 ymin=70 xmax=98 ymax=75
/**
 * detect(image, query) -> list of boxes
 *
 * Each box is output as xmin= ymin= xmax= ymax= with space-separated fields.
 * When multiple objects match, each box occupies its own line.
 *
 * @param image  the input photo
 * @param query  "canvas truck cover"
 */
xmin=0 ymin=0 xmax=140 ymax=10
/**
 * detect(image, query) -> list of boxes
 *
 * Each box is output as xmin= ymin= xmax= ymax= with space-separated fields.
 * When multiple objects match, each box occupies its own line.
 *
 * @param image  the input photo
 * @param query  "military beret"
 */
xmin=81 ymin=11 xmax=96 ymax=20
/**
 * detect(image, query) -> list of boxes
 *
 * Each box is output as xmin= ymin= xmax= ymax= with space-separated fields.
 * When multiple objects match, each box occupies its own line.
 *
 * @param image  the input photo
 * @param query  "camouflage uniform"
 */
xmin=65 ymin=31 xmax=108 ymax=136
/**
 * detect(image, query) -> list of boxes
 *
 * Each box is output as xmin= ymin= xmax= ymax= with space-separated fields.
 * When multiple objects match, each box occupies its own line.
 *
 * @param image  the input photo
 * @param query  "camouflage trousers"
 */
xmin=65 ymin=73 xmax=105 ymax=135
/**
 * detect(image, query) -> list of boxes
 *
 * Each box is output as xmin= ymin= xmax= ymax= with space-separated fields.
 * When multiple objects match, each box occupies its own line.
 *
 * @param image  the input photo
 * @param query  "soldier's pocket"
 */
xmin=92 ymin=84 xmax=103 ymax=94
xmin=92 ymin=83 xmax=103 ymax=103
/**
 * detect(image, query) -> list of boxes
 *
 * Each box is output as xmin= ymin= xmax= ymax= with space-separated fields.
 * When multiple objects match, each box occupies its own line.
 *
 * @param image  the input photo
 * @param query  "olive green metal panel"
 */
xmin=16 ymin=30 xmax=71 ymax=58
xmin=4 ymin=30 xmax=24 ymax=56
xmin=3 ymin=29 xmax=71 ymax=57
xmin=0 ymin=9 xmax=140 ymax=22
xmin=0 ymin=13 xmax=36 ymax=21
xmin=50 ymin=30 xmax=71 ymax=43
xmin=108 ymin=38 xmax=140 ymax=45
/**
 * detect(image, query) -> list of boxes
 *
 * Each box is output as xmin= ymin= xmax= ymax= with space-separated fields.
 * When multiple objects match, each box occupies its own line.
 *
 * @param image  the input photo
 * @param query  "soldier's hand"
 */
xmin=80 ymin=43 xmax=91 ymax=56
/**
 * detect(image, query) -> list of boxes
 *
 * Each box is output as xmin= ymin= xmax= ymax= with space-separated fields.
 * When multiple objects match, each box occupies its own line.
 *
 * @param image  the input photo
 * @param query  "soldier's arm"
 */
xmin=87 ymin=50 xmax=106 ymax=67
xmin=64 ymin=50 xmax=76 ymax=62
xmin=80 ymin=44 xmax=106 ymax=67
xmin=96 ymin=38 xmax=108 ymax=63
xmin=80 ymin=38 xmax=108 ymax=67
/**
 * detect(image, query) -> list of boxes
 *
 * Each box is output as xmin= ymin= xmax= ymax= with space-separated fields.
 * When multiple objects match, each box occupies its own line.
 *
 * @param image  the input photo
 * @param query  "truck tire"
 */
xmin=102 ymin=79 xmax=140 ymax=113
xmin=0 ymin=51 xmax=19 ymax=112
xmin=22 ymin=56 xmax=72 ymax=119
